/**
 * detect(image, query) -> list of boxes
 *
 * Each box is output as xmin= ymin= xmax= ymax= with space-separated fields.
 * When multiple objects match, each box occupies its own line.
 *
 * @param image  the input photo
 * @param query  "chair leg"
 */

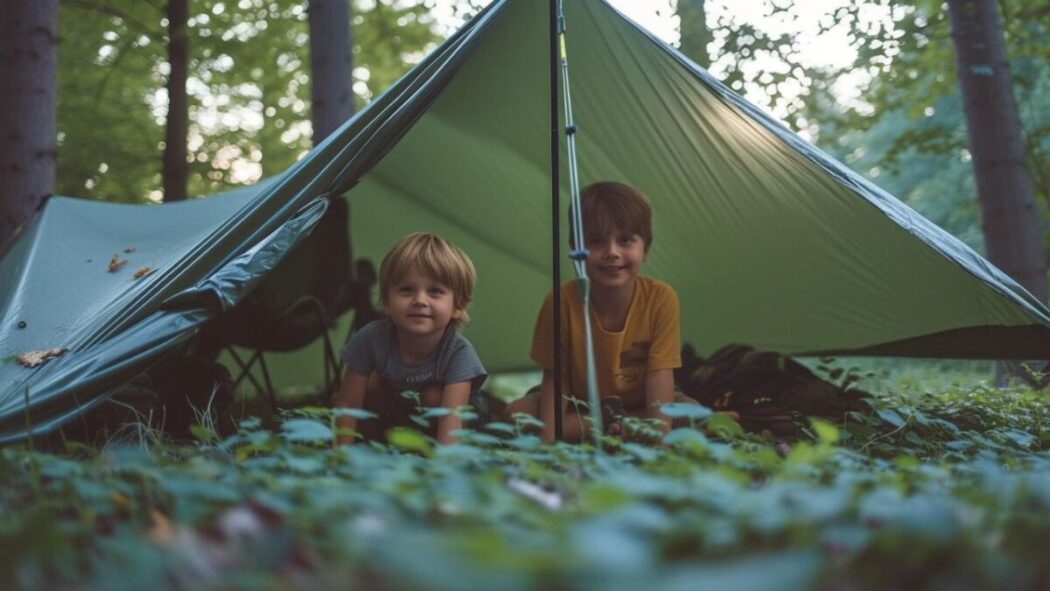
xmin=228 ymin=348 xmax=270 ymax=400
xmin=229 ymin=347 xmax=279 ymax=414
xmin=321 ymin=328 xmax=340 ymax=396
xmin=256 ymin=354 xmax=279 ymax=414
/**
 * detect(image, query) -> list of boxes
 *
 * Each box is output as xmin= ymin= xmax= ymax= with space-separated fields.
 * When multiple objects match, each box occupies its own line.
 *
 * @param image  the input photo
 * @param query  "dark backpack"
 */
xmin=676 ymin=344 xmax=865 ymax=437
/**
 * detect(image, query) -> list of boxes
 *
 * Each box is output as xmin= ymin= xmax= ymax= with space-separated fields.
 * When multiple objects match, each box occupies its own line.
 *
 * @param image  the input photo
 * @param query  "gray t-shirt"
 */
xmin=341 ymin=319 xmax=487 ymax=393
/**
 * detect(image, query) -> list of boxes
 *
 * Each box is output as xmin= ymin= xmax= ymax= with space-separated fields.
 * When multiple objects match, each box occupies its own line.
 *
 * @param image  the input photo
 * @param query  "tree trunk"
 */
xmin=675 ymin=0 xmax=712 ymax=69
xmin=308 ymin=0 xmax=354 ymax=144
xmin=0 ymin=1 xmax=59 ymax=250
xmin=308 ymin=0 xmax=356 ymax=284
xmin=163 ymin=0 xmax=189 ymax=202
xmin=947 ymin=0 xmax=1046 ymax=303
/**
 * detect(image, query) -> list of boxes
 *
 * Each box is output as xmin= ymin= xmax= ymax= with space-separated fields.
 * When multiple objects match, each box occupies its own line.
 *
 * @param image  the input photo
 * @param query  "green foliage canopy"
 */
xmin=57 ymin=0 xmax=442 ymax=203
xmin=686 ymin=0 xmax=1049 ymax=258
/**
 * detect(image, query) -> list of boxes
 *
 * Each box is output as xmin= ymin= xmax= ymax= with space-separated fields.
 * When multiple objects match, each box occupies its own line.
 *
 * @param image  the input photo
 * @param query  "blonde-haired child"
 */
xmin=334 ymin=232 xmax=486 ymax=445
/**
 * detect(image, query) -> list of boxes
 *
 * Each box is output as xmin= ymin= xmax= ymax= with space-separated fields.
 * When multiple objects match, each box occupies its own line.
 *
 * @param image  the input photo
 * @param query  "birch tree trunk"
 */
xmin=308 ymin=0 xmax=354 ymax=143
xmin=947 ymin=0 xmax=1046 ymax=303
xmin=0 ymin=1 xmax=59 ymax=250
xmin=163 ymin=0 xmax=189 ymax=202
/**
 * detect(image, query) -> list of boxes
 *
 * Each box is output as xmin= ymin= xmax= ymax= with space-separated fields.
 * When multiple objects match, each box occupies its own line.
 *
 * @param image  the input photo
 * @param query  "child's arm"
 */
xmin=645 ymin=368 xmax=676 ymax=436
xmin=333 ymin=370 xmax=369 ymax=445
xmin=645 ymin=283 xmax=682 ymax=437
xmin=434 ymin=380 xmax=472 ymax=445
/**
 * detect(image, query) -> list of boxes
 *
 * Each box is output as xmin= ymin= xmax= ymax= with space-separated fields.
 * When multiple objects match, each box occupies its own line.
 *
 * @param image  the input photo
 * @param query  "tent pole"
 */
xmin=550 ymin=0 xmax=563 ymax=441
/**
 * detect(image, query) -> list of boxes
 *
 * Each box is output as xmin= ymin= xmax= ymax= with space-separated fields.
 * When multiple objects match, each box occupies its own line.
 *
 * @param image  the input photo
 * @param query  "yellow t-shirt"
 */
xmin=530 ymin=276 xmax=682 ymax=409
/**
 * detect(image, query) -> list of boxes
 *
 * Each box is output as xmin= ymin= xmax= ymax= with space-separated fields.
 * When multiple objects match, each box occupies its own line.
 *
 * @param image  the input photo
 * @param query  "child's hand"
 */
xmin=436 ymin=381 xmax=471 ymax=445
xmin=333 ymin=371 xmax=369 ymax=446
xmin=600 ymin=396 xmax=626 ymax=437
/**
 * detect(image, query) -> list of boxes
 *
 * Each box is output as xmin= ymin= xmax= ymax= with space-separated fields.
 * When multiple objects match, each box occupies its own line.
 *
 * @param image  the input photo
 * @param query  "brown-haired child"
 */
xmin=505 ymin=181 xmax=697 ymax=442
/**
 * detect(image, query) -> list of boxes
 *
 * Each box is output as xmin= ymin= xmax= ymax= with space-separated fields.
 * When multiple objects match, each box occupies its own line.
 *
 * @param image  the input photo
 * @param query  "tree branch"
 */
xmin=62 ymin=0 xmax=161 ymax=40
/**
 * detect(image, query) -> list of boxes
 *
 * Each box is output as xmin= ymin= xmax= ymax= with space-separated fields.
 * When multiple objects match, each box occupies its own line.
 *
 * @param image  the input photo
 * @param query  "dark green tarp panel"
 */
xmin=2 ymin=0 xmax=1049 ymax=441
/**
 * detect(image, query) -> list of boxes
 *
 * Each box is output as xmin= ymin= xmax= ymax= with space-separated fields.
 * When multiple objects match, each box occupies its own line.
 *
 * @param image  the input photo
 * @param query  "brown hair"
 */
xmin=379 ymin=232 xmax=477 ymax=325
xmin=571 ymin=181 xmax=653 ymax=251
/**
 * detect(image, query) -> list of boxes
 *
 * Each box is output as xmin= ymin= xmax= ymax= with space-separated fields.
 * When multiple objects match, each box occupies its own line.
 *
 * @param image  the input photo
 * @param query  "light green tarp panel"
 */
xmin=262 ymin=0 xmax=1050 ymax=393
xmin=2 ymin=0 xmax=1049 ymax=440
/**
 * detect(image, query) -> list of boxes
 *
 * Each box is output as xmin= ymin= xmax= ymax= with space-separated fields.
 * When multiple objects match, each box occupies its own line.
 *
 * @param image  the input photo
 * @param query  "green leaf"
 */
xmin=621 ymin=442 xmax=660 ymax=463
xmin=876 ymin=408 xmax=906 ymax=428
xmin=511 ymin=413 xmax=546 ymax=430
xmin=894 ymin=455 xmax=920 ymax=469
xmin=189 ymin=423 xmax=218 ymax=443
xmin=706 ymin=413 xmax=746 ymax=439
xmin=281 ymin=452 xmax=325 ymax=474
xmin=292 ymin=406 xmax=331 ymax=418
xmin=332 ymin=408 xmax=378 ymax=420
xmin=659 ymin=402 xmax=713 ymax=420
xmin=455 ymin=431 xmax=502 ymax=447
xmin=238 ymin=416 xmax=262 ymax=430
xmin=1000 ymin=429 xmax=1035 ymax=449
xmin=808 ymin=418 xmax=840 ymax=444
xmin=928 ymin=418 xmax=960 ymax=433
xmin=663 ymin=427 xmax=708 ymax=449
xmin=506 ymin=435 xmax=542 ymax=451
xmin=904 ymin=432 xmax=925 ymax=446
xmin=421 ymin=407 xmax=452 ymax=419
xmin=387 ymin=427 xmax=434 ymax=457
xmin=483 ymin=422 xmax=516 ymax=435
xmin=280 ymin=418 xmax=333 ymax=443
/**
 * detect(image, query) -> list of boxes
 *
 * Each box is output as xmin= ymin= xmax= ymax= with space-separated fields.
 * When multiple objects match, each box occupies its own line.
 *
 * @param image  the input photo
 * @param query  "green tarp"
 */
xmin=2 ymin=0 xmax=1049 ymax=442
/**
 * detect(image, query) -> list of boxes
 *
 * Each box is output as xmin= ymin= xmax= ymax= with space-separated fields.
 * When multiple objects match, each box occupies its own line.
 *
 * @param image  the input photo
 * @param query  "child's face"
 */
xmin=584 ymin=227 xmax=647 ymax=291
xmin=384 ymin=266 xmax=463 ymax=339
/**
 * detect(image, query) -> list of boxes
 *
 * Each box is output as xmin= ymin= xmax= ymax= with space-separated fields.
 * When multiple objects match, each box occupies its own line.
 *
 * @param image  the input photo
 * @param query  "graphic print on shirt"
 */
xmin=614 ymin=341 xmax=650 ymax=399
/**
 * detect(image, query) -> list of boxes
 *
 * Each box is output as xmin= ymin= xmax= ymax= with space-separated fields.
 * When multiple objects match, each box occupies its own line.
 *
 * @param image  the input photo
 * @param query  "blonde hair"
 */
xmin=379 ymin=232 xmax=477 ymax=325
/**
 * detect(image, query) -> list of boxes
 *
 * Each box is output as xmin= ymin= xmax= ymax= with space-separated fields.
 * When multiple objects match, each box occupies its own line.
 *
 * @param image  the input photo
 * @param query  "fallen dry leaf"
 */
xmin=133 ymin=267 xmax=151 ymax=279
xmin=123 ymin=247 xmax=136 ymax=253
xmin=147 ymin=510 xmax=173 ymax=544
xmin=16 ymin=348 xmax=67 ymax=368
xmin=108 ymin=253 xmax=127 ymax=272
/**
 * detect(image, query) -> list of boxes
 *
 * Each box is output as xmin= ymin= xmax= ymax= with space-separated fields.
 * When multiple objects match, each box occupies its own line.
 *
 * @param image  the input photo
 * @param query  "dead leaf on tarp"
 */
xmin=108 ymin=253 xmax=127 ymax=272
xmin=123 ymin=247 xmax=136 ymax=253
xmin=16 ymin=348 xmax=67 ymax=368
xmin=133 ymin=267 xmax=151 ymax=279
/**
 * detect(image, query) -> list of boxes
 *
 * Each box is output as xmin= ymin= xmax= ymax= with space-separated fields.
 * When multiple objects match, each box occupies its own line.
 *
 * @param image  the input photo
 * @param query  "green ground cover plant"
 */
xmin=2 ymin=376 xmax=1049 ymax=591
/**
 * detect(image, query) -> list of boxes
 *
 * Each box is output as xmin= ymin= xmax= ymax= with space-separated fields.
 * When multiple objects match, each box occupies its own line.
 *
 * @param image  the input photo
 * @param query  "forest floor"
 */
xmin=3 ymin=364 xmax=1050 ymax=590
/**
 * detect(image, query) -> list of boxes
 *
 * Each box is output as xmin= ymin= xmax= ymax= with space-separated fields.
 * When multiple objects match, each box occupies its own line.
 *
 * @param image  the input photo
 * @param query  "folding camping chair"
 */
xmin=208 ymin=196 xmax=376 ymax=411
